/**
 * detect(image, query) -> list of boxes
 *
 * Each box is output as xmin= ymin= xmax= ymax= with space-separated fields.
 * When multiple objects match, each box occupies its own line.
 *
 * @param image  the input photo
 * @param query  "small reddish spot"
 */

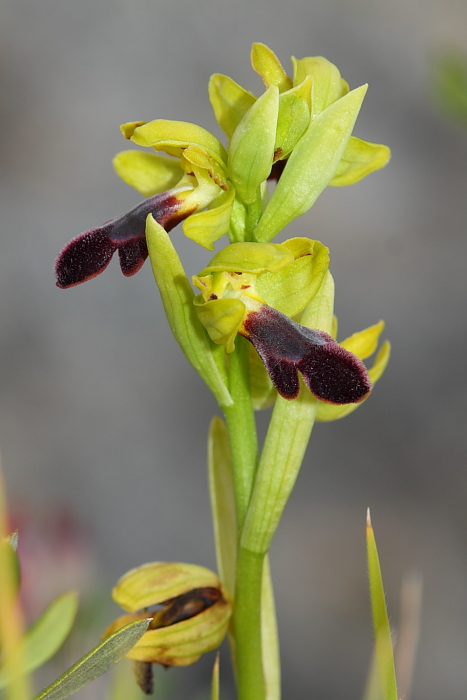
xmin=240 ymin=285 xmax=250 ymax=289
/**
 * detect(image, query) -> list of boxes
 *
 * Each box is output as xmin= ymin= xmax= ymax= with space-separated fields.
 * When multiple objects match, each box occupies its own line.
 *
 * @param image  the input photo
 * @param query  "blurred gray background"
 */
xmin=1 ymin=0 xmax=467 ymax=698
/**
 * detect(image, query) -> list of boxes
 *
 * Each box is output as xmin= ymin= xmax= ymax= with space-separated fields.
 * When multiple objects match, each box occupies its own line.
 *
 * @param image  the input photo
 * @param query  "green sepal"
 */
xmin=274 ymin=76 xmax=312 ymax=160
xmin=251 ymin=43 xmax=292 ymax=92
xmin=198 ymin=241 xmax=293 ymax=276
xmin=209 ymin=74 xmax=256 ymax=139
xmin=291 ymin=55 xmax=346 ymax=117
xmin=194 ymin=297 xmax=246 ymax=353
xmin=316 ymin=340 xmax=390 ymax=422
xmin=182 ymin=187 xmax=235 ymax=250
xmin=254 ymin=85 xmax=368 ymax=242
xmin=122 ymin=119 xmax=228 ymax=167
xmin=113 ymin=562 xmax=221 ymax=612
xmin=256 ymin=238 xmax=330 ymax=318
xmin=0 ymin=592 xmax=79 ymax=688
xmin=366 ymin=510 xmax=398 ymax=700
xmin=32 ymin=619 xmax=150 ymax=700
xmin=241 ymin=272 xmax=335 ymax=555
xmin=228 ymin=86 xmax=279 ymax=204
xmin=330 ymin=137 xmax=391 ymax=186
xmin=112 ymin=151 xmax=183 ymax=197
xmin=208 ymin=416 xmax=237 ymax=599
xmin=145 ymin=215 xmax=233 ymax=407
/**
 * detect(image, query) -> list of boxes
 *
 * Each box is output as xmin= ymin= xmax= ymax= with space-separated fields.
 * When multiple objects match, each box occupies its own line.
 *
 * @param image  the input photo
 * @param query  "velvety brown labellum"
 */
xmin=242 ymin=305 xmax=372 ymax=403
xmin=55 ymin=192 xmax=186 ymax=288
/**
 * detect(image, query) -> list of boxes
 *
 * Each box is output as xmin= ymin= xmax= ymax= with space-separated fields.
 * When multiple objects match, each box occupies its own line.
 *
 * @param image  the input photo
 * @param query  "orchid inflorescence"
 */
xmin=56 ymin=43 xmax=390 ymax=699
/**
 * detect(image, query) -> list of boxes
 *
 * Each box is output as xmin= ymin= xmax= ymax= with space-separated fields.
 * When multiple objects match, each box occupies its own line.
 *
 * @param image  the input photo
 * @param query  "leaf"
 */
xmin=208 ymin=416 xmax=237 ymax=598
xmin=366 ymin=510 xmax=398 ymax=700
xmin=32 ymin=618 xmax=150 ymax=700
xmin=0 ymin=592 xmax=79 ymax=688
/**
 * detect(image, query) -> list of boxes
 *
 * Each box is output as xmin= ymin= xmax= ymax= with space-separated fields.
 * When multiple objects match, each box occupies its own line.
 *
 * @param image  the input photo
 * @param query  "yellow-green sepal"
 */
xmin=209 ymin=74 xmax=256 ymax=139
xmin=228 ymin=86 xmax=279 ymax=204
xmin=198 ymin=241 xmax=293 ymax=276
xmin=254 ymin=85 xmax=368 ymax=242
xmin=112 ymin=151 xmax=184 ymax=197
xmin=113 ymin=562 xmax=221 ymax=612
xmin=194 ymin=297 xmax=245 ymax=352
xmin=183 ymin=187 xmax=235 ymax=250
xmin=145 ymin=215 xmax=232 ymax=407
xmin=122 ymin=119 xmax=228 ymax=167
xmin=330 ymin=137 xmax=391 ymax=186
xmin=316 ymin=322 xmax=390 ymax=422
xmin=291 ymin=55 xmax=347 ymax=117
xmin=274 ymin=76 xmax=312 ymax=160
xmin=256 ymin=238 xmax=330 ymax=318
xmin=251 ymin=43 xmax=292 ymax=92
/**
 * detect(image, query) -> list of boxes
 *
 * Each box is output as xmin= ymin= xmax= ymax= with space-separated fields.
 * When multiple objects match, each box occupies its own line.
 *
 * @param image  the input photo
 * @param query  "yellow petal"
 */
xmin=340 ymin=320 xmax=385 ymax=360
xmin=194 ymin=297 xmax=246 ymax=352
xmin=330 ymin=137 xmax=391 ymax=186
xmin=291 ymin=56 xmax=346 ymax=117
xmin=183 ymin=188 xmax=235 ymax=250
xmin=112 ymin=151 xmax=183 ymax=197
xmin=251 ymin=43 xmax=292 ymax=92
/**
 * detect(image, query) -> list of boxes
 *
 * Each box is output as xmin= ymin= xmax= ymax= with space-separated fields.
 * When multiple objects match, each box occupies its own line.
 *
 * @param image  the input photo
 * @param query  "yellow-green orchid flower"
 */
xmin=193 ymin=241 xmax=371 ymax=403
xmin=55 ymin=122 xmax=235 ymax=288
xmin=103 ymin=562 xmax=232 ymax=668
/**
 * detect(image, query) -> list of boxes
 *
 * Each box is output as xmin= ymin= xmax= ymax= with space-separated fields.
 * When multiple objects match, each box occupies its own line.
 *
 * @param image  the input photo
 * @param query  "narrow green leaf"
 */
xmin=261 ymin=556 xmax=280 ymax=700
xmin=366 ymin=510 xmax=398 ymax=700
xmin=145 ymin=215 xmax=233 ymax=407
xmin=32 ymin=618 xmax=150 ymax=700
xmin=211 ymin=653 xmax=220 ymax=700
xmin=208 ymin=416 xmax=237 ymax=599
xmin=0 ymin=592 xmax=79 ymax=688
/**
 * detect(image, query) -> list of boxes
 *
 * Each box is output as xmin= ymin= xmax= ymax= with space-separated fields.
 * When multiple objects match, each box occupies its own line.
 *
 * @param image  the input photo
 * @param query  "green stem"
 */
xmin=234 ymin=546 xmax=266 ymax=700
xmin=222 ymin=337 xmax=258 ymax=534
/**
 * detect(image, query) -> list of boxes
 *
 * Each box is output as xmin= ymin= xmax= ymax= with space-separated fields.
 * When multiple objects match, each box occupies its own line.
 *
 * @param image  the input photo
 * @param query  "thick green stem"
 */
xmin=222 ymin=337 xmax=258 ymax=534
xmin=234 ymin=546 xmax=266 ymax=700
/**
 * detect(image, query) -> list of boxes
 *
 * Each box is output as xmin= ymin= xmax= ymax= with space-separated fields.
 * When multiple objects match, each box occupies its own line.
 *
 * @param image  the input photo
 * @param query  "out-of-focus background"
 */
xmin=1 ymin=0 xmax=467 ymax=698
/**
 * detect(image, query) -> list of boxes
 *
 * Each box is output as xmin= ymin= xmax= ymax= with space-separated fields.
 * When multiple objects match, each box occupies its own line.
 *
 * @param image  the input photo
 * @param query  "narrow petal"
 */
xmin=55 ymin=224 xmax=116 ymax=289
